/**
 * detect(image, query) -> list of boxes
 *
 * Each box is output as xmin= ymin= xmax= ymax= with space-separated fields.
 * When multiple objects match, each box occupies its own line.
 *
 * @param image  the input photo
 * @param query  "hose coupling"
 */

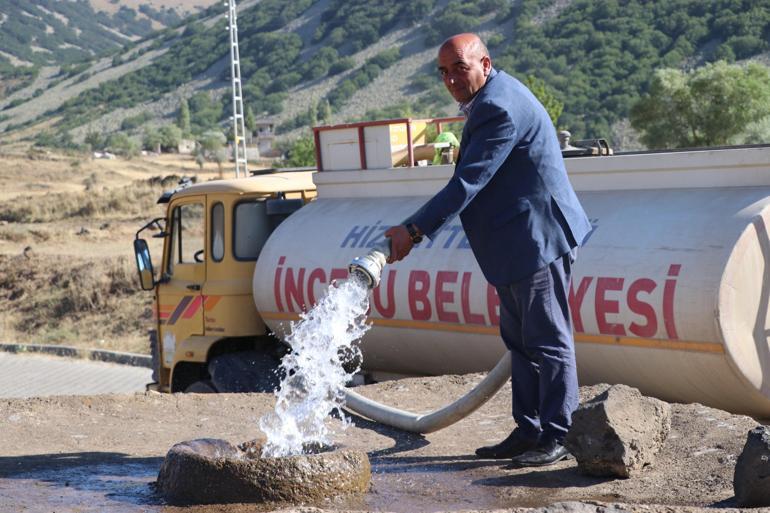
xmin=348 ymin=239 xmax=391 ymax=289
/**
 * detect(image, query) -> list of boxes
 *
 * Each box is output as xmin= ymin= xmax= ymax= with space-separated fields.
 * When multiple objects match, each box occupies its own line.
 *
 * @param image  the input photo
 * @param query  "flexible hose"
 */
xmin=343 ymin=352 xmax=511 ymax=433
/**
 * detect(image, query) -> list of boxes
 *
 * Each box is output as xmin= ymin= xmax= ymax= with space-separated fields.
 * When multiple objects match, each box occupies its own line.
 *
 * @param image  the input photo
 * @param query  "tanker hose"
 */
xmin=343 ymin=352 xmax=511 ymax=434
xmin=348 ymin=238 xmax=390 ymax=289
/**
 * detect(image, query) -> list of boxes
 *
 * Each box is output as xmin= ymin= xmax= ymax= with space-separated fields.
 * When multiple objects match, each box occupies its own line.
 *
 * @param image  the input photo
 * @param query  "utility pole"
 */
xmin=227 ymin=0 xmax=249 ymax=178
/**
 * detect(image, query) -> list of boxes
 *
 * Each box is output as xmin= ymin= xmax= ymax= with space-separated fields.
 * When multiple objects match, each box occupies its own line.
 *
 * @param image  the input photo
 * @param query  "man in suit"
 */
xmin=384 ymin=33 xmax=591 ymax=467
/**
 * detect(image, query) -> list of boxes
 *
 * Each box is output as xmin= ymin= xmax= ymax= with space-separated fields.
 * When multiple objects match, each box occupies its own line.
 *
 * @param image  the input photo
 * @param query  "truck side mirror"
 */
xmin=134 ymin=239 xmax=155 ymax=291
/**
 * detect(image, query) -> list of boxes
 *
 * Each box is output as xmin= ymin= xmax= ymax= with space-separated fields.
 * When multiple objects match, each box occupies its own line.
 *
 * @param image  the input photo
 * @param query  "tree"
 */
xmin=525 ymin=76 xmax=563 ymax=127
xmin=245 ymin=105 xmax=256 ymax=133
xmin=308 ymin=100 xmax=318 ymax=127
xmin=199 ymin=130 xmax=228 ymax=177
xmin=630 ymin=61 xmax=770 ymax=149
xmin=142 ymin=127 xmax=162 ymax=153
xmin=158 ymin=124 xmax=182 ymax=152
xmin=177 ymin=98 xmax=191 ymax=135
xmin=277 ymin=135 xmax=315 ymax=168
xmin=105 ymin=133 xmax=139 ymax=158
xmin=320 ymin=99 xmax=332 ymax=124
xmin=84 ymin=130 xmax=104 ymax=151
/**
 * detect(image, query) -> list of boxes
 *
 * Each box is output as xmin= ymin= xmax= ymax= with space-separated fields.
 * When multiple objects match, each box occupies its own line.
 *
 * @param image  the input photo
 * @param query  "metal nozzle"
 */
xmin=348 ymin=239 xmax=391 ymax=289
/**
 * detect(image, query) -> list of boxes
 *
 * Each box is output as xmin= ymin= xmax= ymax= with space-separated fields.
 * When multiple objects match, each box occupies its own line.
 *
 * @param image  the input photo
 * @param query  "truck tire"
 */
xmin=185 ymin=379 xmax=218 ymax=393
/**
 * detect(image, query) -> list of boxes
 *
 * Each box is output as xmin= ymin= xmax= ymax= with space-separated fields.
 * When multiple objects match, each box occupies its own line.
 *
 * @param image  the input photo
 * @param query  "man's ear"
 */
xmin=482 ymin=55 xmax=492 ymax=76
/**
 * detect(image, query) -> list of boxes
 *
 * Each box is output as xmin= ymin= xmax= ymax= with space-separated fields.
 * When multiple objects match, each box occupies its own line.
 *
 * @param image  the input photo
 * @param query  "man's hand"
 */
xmin=384 ymin=225 xmax=414 ymax=263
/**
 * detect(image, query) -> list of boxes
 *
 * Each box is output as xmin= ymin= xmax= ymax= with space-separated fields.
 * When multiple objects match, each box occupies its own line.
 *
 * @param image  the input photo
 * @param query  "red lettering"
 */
xmin=461 ymin=272 xmax=485 ymax=325
xmin=487 ymin=284 xmax=500 ymax=326
xmin=568 ymin=276 xmax=593 ymax=333
xmin=329 ymin=267 xmax=348 ymax=284
xmin=627 ymin=278 xmax=657 ymax=338
xmin=284 ymin=267 xmax=306 ymax=312
xmin=408 ymin=270 xmax=431 ymax=321
xmin=306 ymin=268 xmax=326 ymax=306
xmin=435 ymin=271 xmax=459 ymax=323
xmin=373 ymin=270 xmax=397 ymax=319
xmin=273 ymin=256 xmax=285 ymax=312
xmin=663 ymin=264 xmax=680 ymax=339
xmin=595 ymin=277 xmax=626 ymax=336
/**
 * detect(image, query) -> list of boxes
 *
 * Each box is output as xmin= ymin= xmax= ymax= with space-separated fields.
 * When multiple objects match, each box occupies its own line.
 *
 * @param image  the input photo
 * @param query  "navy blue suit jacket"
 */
xmin=411 ymin=69 xmax=591 ymax=286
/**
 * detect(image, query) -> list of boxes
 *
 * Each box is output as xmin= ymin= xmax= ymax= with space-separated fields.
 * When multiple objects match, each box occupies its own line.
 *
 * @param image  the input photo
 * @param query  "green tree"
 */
xmin=105 ymin=133 xmax=139 ymax=158
xmin=524 ymin=75 xmax=563 ymax=127
xmin=142 ymin=127 xmax=162 ymax=153
xmin=278 ymin=135 xmax=315 ymax=167
xmin=84 ymin=130 xmax=104 ymax=151
xmin=630 ymin=61 xmax=770 ymax=149
xmin=177 ymin=98 xmax=191 ymax=135
xmin=245 ymin=105 xmax=256 ymax=133
xmin=199 ymin=130 xmax=228 ymax=176
xmin=320 ymin=99 xmax=332 ymax=124
xmin=158 ymin=124 xmax=182 ymax=152
xmin=308 ymin=100 xmax=318 ymax=127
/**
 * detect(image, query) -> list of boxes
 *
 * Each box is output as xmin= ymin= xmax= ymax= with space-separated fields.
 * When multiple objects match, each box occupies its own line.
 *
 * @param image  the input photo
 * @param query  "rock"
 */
xmin=564 ymin=384 xmax=671 ymax=478
xmin=734 ymin=425 xmax=770 ymax=507
xmin=156 ymin=438 xmax=370 ymax=505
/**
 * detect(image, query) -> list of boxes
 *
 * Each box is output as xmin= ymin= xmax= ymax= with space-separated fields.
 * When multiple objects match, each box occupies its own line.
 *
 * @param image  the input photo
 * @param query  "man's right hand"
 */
xmin=384 ymin=225 xmax=414 ymax=263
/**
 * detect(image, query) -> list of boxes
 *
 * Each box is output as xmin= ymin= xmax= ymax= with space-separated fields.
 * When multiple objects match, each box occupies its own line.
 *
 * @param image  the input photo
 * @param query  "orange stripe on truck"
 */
xmin=259 ymin=311 xmax=724 ymax=354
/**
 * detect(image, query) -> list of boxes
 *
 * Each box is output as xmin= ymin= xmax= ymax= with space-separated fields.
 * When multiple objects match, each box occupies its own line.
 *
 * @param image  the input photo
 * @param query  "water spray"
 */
xmin=342 ymin=236 xmax=513 ymax=434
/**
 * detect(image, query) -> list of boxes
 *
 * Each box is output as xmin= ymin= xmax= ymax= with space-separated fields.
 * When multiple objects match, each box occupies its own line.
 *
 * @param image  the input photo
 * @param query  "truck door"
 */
xmin=157 ymin=196 xmax=206 ymax=369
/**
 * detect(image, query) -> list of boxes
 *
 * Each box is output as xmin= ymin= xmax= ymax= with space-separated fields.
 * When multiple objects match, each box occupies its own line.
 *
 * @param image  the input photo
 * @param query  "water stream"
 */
xmin=259 ymin=275 xmax=372 ymax=457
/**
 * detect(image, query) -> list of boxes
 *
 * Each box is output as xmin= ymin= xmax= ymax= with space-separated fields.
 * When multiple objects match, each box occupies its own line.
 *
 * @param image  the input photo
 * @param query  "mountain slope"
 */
xmin=2 ymin=0 xmax=770 ymax=149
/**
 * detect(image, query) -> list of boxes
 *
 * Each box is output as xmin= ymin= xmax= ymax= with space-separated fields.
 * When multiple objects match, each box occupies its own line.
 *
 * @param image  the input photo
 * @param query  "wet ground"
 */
xmin=0 ymin=377 xmax=763 ymax=512
xmin=0 ymin=452 xmax=513 ymax=513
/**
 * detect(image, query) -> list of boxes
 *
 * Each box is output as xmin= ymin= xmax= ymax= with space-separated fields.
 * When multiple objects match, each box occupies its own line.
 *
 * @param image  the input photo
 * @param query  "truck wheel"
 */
xmin=185 ymin=379 xmax=218 ymax=393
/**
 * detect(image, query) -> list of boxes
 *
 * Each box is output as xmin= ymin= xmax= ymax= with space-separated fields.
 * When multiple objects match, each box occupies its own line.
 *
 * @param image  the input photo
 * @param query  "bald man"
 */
xmin=385 ymin=33 xmax=591 ymax=467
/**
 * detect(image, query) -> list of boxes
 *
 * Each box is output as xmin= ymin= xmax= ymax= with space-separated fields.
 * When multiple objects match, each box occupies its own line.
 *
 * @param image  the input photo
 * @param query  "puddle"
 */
xmin=0 ymin=454 xmax=519 ymax=512
xmin=0 ymin=460 xmax=160 ymax=513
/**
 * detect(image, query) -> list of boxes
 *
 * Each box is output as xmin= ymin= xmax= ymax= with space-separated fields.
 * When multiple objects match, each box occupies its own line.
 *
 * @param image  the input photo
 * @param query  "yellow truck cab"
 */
xmin=134 ymin=170 xmax=316 ymax=392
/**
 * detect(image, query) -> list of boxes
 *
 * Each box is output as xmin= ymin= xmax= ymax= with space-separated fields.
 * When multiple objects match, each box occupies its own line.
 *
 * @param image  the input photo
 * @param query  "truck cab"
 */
xmin=134 ymin=171 xmax=316 ymax=392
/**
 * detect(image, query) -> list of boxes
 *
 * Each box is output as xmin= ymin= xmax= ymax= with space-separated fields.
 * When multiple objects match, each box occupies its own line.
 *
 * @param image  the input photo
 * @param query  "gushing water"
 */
xmin=259 ymin=275 xmax=371 ymax=457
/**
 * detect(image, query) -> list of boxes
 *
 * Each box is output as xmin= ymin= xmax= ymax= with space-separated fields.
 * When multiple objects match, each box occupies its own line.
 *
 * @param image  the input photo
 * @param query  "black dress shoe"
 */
xmin=509 ymin=439 xmax=571 ymax=467
xmin=475 ymin=429 xmax=538 ymax=459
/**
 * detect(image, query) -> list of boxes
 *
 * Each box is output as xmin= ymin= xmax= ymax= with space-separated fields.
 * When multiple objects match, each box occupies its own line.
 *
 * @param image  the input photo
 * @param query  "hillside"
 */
xmin=2 ymin=0 xmax=770 ymax=150
xmin=0 ymin=0 xmax=218 ymax=99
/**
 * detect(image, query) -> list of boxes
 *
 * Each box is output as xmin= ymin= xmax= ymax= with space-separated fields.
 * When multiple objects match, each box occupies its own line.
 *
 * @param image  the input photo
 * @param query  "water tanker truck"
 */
xmin=134 ymin=116 xmax=770 ymax=420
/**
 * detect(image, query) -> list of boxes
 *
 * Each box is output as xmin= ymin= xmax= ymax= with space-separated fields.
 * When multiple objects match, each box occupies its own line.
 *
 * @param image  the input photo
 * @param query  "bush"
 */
xmin=120 ymin=112 xmax=152 ymax=131
xmin=329 ymin=57 xmax=355 ymax=75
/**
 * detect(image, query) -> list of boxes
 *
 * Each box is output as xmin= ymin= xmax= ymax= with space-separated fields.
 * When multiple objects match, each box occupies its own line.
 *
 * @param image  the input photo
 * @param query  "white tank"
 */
xmin=254 ymin=146 xmax=770 ymax=417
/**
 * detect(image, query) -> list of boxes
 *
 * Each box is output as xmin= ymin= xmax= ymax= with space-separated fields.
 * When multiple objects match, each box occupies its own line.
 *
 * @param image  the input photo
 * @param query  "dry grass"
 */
xmin=0 ymin=175 xmax=180 ymax=223
xmin=0 ymin=149 xmax=256 ymax=353
xmin=0 ymin=254 xmax=153 ymax=353
xmin=0 ymin=151 xmax=217 ymax=353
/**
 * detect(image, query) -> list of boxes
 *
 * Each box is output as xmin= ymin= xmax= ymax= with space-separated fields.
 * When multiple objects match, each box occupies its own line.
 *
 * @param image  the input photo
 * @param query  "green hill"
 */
xmin=2 ymin=0 xmax=770 ymax=149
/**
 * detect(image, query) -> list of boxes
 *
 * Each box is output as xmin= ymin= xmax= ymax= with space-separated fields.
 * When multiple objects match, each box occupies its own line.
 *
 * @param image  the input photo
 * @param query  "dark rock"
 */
xmin=734 ymin=425 xmax=770 ymax=507
xmin=564 ymin=384 xmax=671 ymax=478
xmin=156 ymin=438 xmax=370 ymax=505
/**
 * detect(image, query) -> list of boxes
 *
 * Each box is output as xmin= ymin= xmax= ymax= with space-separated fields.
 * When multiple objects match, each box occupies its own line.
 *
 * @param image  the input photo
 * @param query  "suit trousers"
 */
xmin=495 ymin=249 xmax=579 ymax=443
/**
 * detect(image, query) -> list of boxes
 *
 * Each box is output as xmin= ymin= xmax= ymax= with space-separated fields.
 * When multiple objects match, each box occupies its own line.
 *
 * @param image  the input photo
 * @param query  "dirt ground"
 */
xmin=0 ymin=375 xmax=764 ymax=513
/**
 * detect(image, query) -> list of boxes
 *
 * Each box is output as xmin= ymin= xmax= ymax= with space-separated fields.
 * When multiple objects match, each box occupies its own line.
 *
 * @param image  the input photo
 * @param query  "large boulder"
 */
xmin=734 ymin=425 xmax=770 ymax=507
xmin=156 ymin=438 xmax=370 ymax=505
xmin=564 ymin=384 xmax=671 ymax=478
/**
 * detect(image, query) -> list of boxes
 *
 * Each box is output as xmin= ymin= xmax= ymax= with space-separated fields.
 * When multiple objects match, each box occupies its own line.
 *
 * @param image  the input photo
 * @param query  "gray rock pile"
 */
xmin=156 ymin=438 xmax=370 ymax=505
xmin=565 ymin=384 xmax=671 ymax=478
xmin=734 ymin=425 xmax=770 ymax=507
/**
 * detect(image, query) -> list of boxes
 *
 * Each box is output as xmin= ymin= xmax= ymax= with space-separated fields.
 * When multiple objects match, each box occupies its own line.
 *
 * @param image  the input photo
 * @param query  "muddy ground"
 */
xmin=0 ymin=375 xmax=766 ymax=513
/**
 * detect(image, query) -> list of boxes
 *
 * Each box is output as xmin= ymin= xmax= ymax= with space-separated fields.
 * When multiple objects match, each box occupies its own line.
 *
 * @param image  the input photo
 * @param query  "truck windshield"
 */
xmin=233 ymin=200 xmax=271 ymax=260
